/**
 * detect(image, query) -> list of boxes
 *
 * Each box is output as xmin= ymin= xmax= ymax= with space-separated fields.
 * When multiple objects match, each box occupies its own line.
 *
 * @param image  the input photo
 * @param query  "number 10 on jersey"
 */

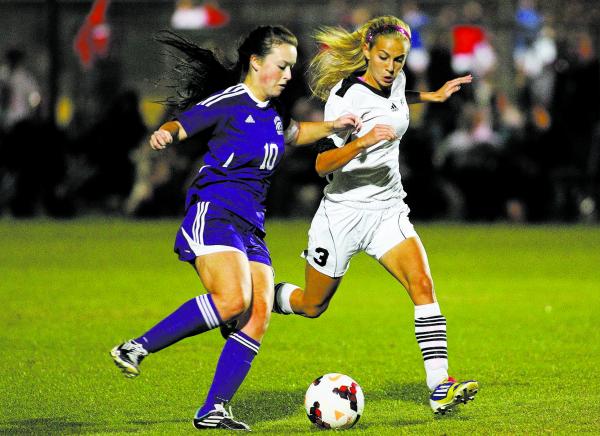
xmin=260 ymin=142 xmax=279 ymax=170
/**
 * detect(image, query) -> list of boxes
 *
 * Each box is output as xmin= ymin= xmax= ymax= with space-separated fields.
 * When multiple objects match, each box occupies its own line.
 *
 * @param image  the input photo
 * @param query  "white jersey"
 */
xmin=321 ymin=71 xmax=410 ymax=210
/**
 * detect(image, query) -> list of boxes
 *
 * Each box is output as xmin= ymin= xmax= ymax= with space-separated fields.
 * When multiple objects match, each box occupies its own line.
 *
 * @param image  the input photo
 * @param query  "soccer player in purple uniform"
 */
xmin=109 ymin=26 xmax=360 ymax=431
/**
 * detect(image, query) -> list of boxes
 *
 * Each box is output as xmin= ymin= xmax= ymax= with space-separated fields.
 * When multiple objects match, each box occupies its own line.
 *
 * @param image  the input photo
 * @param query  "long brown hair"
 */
xmin=157 ymin=26 xmax=297 ymax=112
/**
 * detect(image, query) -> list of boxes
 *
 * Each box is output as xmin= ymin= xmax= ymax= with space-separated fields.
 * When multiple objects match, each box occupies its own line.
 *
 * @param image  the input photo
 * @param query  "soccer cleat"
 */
xmin=193 ymin=403 xmax=251 ymax=431
xmin=110 ymin=339 xmax=148 ymax=378
xmin=429 ymin=377 xmax=479 ymax=415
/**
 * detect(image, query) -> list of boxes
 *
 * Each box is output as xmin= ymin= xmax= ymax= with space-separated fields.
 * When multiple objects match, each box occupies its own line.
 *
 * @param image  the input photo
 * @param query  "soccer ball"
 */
xmin=304 ymin=373 xmax=364 ymax=429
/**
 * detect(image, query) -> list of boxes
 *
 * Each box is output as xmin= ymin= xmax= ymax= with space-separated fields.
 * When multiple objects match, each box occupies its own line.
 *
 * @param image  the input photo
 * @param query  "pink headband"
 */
xmin=366 ymin=24 xmax=411 ymax=44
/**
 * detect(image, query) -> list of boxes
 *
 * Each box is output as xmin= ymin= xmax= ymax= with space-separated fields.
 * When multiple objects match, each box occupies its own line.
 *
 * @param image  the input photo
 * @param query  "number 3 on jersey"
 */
xmin=314 ymin=247 xmax=329 ymax=267
xmin=260 ymin=142 xmax=278 ymax=170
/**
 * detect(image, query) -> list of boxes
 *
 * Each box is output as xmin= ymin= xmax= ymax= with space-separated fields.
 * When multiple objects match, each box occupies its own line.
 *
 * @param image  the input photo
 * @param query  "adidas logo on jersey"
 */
xmin=245 ymin=115 xmax=255 ymax=123
xmin=391 ymin=103 xmax=399 ymax=111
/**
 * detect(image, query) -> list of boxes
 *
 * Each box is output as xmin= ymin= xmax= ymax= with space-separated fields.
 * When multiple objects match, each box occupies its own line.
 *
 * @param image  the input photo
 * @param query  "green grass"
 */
xmin=1 ymin=219 xmax=599 ymax=434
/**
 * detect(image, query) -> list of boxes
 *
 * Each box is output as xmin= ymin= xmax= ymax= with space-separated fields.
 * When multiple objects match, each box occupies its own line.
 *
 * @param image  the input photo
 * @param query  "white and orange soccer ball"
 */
xmin=304 ymin=373 xmax=364 ymax=429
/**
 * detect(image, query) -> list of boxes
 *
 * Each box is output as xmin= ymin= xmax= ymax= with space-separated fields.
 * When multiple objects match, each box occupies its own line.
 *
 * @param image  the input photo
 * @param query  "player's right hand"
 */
xmin=359 ymin=124 xmax=397 ymax=149
xmin=149 ymin=129 xmax=173 ymax=150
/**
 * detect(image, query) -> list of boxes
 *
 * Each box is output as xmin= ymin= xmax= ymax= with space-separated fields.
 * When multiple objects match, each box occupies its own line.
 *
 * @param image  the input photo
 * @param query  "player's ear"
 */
xmin=250 ymin=54 xmax=262 ymax=72
xmin=362 ymin=44 xmax=370 ymax=62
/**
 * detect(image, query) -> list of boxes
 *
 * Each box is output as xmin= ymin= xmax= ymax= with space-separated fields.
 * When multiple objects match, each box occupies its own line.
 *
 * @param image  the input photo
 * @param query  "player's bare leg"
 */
xmin=231 ymin=261 xmax=274 ymax=341
xmin=194 ymin=252 xmax=253 ymax=321
xmin=195 ymin=262 xmax=273 ymax=431
xmin=274 ymin=263 xmax=342 ymax=317
xmin=380 ymin=236 xmax=478 ymax=414
xmin=111 ymin=251 xmax=252 ymax=378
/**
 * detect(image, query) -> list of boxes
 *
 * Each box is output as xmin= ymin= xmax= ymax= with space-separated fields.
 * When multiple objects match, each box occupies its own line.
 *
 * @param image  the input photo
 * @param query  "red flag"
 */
xmin=74 ymin=0 xmax=112 ymax=69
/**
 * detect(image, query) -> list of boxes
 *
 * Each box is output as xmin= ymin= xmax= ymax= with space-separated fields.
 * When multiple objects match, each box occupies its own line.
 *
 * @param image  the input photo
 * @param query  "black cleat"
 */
xmin=110 ymin=340 xmax=148 ymax=378
xmin=193 ymin=404 xmax=250 ymax=431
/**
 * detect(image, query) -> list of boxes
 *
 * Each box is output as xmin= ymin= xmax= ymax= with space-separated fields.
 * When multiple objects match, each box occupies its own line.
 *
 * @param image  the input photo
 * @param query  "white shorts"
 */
xmin=302 ymin=199 xmax=418 ymax=277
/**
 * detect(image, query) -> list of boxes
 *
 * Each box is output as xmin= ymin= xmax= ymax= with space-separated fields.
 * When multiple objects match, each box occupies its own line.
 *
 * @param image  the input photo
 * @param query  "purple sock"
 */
xmin=136 ymin=294 xmax=222 ymax=353
xmin=196 ymin=331 xmax=260 ymax=417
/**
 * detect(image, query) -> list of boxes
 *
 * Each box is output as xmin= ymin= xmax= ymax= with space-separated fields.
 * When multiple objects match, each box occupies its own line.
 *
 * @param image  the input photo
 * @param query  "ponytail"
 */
xmin=156 ymin=25 xmax=297 ymax=112
xmin=308 ymin=16 xmax=410 ymax=101
xmin=155 ymin=30 xmax=236 ymax=113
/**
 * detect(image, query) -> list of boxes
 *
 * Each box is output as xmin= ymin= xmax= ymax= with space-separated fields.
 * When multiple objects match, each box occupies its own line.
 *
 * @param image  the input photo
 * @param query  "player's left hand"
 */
xmin=430 ymin=74 xmax=473 ymax=102
xmin=333 ymin=113 xmax=362 ymax=133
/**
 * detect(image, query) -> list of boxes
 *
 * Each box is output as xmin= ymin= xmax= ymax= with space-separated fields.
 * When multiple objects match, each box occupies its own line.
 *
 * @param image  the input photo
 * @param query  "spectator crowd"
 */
xmin=1 ymin=0 xmax=599 ymax=222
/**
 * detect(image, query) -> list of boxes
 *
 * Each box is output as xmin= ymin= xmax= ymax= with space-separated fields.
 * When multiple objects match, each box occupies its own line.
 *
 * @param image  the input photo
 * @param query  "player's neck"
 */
xmin=243 ymin=78 xmax=269 ymax=103
xmin=359 ymin=71 xmax=387 ymax=92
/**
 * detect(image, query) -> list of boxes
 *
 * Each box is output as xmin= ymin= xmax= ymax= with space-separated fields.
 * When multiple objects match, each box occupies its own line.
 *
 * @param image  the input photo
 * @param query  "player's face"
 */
xmin=363 ymin=35 xmax=410 ymax=90
xmin=255 ymin=43 xmax=297 ymax=99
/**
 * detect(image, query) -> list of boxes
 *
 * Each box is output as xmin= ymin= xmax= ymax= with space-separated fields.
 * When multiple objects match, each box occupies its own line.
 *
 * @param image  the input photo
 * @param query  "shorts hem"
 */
xmin=177 ymin=245 xmax=245 ymax=263
xmin=247 ymin=255 xmax=272 ymax=267
xmin=372 ymin=232 xmax=418 ymax=260
xmin=304 ymin=253 xmax=345 ymax=279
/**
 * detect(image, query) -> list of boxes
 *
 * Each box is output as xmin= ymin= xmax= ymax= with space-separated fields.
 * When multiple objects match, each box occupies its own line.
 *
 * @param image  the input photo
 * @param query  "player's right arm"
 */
xmin=315 ymin=125 xmax=397 ymax=177
xmin=314 ymin=91 xmax=397 ymax=176
xmin=149 ymin=121 xmax=188 ymax=150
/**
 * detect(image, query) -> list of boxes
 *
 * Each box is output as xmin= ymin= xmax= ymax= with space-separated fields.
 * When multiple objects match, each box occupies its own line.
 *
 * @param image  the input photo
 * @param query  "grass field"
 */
xmin=1 ymin=219 xmax=599 ymax=434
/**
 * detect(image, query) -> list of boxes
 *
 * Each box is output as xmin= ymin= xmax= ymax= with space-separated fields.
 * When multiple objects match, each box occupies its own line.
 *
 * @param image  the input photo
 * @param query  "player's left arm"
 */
xmin=406 ymin=74 xmax=472 ymax=104
xmin=285 ymin=114 xmax=363 ymax=147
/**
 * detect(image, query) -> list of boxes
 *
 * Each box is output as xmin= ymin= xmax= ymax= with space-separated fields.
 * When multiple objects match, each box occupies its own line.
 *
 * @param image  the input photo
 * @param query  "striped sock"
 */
xmin=414 ymin=303 xmax=449 ymax=390
xmin=136 ymin=294 xmax=222 ymax=353
xmin=196 ymin=331 xmax=260 ymax=417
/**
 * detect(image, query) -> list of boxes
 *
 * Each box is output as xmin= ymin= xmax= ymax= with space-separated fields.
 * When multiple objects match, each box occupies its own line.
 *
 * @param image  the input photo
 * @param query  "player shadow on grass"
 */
xmin=222 ymin=389 xmax=403 ymax=431
xmin=234 ymin=388 xmax=306 ymax=424
xmin=378 ymin=381 xmax=472 ymax=422
xmin=0 ymin=416 xmax=188 ymax=434
xmin=0 ymin=418 xmax=100 ymax=435
xmin=368 ymin=381 xmax=471 ymax=426
xmin=234 ymin=381 xmax=453 ymax=430
xmin=0 ymin=418 xmax=96 ymax=435
xmin=368 ymin=380 xmax=430 ymax=404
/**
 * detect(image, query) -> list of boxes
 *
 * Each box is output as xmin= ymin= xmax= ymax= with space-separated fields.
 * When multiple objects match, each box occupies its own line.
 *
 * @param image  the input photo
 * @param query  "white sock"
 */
xmin=414 ymin=302 xmax=449 ymax=390
xmin=275 ymin=282 xmax=297 ymax=314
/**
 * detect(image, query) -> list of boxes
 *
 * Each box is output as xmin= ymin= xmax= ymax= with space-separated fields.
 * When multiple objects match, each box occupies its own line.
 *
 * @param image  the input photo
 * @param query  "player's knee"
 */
xmin=233 ymin=292 xmax=252 ymax=317
xmin=411 ymin=274 xmax=434 ymax=298
xmin=303 ymin=302 xmax=329 ymax=318
xmin=217 ymin=286 xmax=252 ymax=319
xmin=252 ymin=311 xmax=271 ymax=337
xmin=242 ymin=302 xmax=271 ymax=339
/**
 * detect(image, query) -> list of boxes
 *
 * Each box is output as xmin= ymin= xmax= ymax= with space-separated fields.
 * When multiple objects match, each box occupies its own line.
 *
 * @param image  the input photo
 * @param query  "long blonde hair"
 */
xmin=308 ymin=16 xmax=411 ymax=101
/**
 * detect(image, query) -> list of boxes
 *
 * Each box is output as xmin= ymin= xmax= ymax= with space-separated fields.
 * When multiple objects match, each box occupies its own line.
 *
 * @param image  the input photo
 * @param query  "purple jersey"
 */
xmin=177 ymin=83 xmax=290 ymax=233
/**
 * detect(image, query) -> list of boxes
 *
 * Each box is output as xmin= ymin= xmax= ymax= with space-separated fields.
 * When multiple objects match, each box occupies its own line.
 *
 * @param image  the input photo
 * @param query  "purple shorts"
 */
xmin=174 ymin=201 xmax=271 ymax=266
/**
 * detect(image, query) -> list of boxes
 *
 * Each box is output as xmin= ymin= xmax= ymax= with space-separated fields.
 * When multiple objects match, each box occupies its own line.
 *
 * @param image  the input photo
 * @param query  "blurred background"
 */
xmin=1 ymin=0 xmax=599 ymax=223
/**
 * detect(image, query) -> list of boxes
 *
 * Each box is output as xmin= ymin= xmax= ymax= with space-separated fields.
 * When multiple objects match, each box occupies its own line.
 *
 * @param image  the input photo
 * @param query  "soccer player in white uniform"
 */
xmin=273 ymin=16 xmax=479 ymax=414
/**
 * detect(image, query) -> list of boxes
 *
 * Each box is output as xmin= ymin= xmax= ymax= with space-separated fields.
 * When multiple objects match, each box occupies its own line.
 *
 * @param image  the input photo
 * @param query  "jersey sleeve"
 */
xmin=176 ymin=100 xmax=225 ymax=138
xmin=273 ymin=98 xmax=291 ymax=130
xmin=273 ymin=99 xmax=298 ymax=144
